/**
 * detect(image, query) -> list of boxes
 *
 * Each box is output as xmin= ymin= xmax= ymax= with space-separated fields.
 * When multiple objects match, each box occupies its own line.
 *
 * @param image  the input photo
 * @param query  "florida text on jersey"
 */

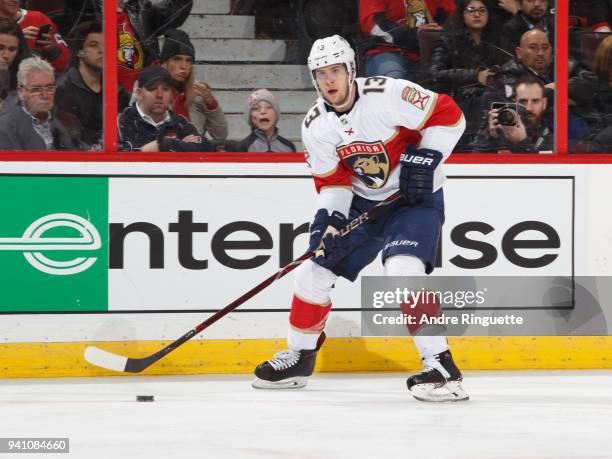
xmin=301 ymin=76 xmax=465 ymax=201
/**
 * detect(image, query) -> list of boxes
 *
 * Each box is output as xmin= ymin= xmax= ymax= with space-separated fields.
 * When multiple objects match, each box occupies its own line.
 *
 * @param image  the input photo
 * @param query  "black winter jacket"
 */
xmin=118 ymin=105 xmax=213 ymax=152
xmin=430 ymin=31 xmax=508 ymax=99
xmin=488 ymin=58 xmax=599 ymax=107
xmin=56 ymin=66 xmax=102 ymax=149
xmin=489 ymin=59 xmax=553 ymax=100
xmin=499 ymin=12 xmax=555 ymax=53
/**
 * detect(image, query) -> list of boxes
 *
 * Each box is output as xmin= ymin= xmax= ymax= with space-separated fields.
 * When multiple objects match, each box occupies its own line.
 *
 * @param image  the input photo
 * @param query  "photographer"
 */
xmin=482 ymin=28 xmax=598 ymax=142
xmin=476 ymin=75 xmax=552 ymax=152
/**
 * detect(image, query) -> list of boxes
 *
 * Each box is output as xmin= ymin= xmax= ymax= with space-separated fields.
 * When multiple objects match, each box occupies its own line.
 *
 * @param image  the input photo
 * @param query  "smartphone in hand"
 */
xmin=35 ymin=24 xmax=52 ymax=46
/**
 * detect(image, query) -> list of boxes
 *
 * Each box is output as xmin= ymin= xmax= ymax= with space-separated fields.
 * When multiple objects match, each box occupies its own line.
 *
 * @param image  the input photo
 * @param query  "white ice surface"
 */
xmin=1 ymin=371 xmax=611 ymax=459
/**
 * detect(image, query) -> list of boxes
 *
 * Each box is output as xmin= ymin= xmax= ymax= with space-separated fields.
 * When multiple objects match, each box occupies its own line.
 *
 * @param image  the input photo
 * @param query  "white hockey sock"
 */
xmin=413 ymin=336 xmax=449 ymax=360
xmin=287 ymin=327 xmax=320 ymax=351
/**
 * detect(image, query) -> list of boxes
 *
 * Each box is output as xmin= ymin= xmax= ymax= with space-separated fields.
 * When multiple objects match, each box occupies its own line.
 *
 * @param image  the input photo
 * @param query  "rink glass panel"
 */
xmin=0 ymin=3 xmax=104 ymax=152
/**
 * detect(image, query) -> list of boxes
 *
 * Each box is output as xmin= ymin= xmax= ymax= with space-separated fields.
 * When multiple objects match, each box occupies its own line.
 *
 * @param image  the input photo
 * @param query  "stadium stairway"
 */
xmin=181 ymin=0 xmax=317 ymax=150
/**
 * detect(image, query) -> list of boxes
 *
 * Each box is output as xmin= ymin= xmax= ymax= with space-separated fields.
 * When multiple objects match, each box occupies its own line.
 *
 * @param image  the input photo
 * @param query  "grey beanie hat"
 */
xmin=246 ymin=89 xmax=280 ymax=127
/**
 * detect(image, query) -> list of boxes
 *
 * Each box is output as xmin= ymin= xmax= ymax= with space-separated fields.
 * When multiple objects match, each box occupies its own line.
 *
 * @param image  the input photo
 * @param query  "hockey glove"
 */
xmin=399 ymin=147 xmax=443 ymax=206
xmin=308 ymin=209 xmax=350 ymax=270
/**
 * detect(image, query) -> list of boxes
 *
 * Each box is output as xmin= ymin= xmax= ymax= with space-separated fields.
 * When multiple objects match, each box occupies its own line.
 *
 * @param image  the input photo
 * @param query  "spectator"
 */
xmin=0 ymin=16 xmax=30 ymax=112
xmin=158 ymin=28 xmax=228 ymax=140
xmin=359 ymin=0 xmax=455 ymax=79
xmin=22 ymin=0 xmax=64 ymax=15
xmin=570 ymin=0 xmax=611 ymax=32
xmin=57 ymin=0 xmax=102 ymax=38
xmin=56 ymin=21 xmax=102 ymax=149
xmin=476 ymin=75 xmax=552 ymax=152
xmin=588 ymin=36 xmax=612 ymax=150
xmin=489 ymin=0 xmax=519 ymax=25
xmin=237 ymin=89 xmax=296 ymax=152
xmin=0 ymin=0 xmax=71 ymax=74
xmin=118 ymin=65 xmax=213 ymax=152
xmin=117 ymin=0 xmax=193 ymax=100
xmin=296 ymin=0 xmax=358 ymax=62
xmin=491 ymin=30 xmax=599 ymax=112
xmin=500 ymin=0 xmax=554 ymax=53
xmin=569 ymin=0 xmax=612 ymax=62
xmin=491 ymin=29 xmax=553 ymax=99
xmin=430 ymin=0 xmax=507 ymax=129
xmin=0 ymin=55 xmax=83 ymax=150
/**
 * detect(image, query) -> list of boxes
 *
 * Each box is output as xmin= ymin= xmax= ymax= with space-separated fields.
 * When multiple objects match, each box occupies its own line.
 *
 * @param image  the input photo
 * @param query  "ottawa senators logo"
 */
xmin=117 ymin=28 xmax=144 ymax=70
xmin=337 ymin=141 xmax=390 ymax=189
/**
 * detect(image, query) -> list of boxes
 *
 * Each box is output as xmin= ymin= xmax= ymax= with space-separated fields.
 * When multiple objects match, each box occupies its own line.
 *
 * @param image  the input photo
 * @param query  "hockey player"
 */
xmin=252 ymin=35 xmax=469 ymax=402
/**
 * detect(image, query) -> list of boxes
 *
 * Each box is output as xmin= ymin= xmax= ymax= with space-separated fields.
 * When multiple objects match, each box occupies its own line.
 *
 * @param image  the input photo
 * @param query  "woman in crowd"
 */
xmin=0 ymin=17 xmax=31 ymax=112
xmin=158 ymin=28 xmax=228 ymax=140
xmin=589 ymin=36 xmax=612 ymax=151
xmin=429 ymin=0 xmax=507 ymax=142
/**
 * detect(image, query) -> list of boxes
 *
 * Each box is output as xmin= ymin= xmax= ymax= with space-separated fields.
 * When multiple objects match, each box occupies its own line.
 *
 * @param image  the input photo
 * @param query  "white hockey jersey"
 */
xmin=301 ymin=76 xmax=465 ymax=215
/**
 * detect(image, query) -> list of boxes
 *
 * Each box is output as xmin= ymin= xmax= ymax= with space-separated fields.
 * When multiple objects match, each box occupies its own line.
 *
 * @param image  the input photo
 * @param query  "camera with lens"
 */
xmin=491 ymin=102 xmax=518 ymax=127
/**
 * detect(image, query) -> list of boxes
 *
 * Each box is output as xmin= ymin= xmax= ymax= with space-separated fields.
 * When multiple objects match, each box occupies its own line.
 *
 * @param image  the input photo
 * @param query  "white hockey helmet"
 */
xmin=307 ymin=35 xmax=356 ymax=106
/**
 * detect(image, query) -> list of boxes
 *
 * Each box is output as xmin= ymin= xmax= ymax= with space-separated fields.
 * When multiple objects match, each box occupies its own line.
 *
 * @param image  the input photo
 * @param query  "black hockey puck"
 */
xmin=136 ymin=395 xmax=154 ymax=402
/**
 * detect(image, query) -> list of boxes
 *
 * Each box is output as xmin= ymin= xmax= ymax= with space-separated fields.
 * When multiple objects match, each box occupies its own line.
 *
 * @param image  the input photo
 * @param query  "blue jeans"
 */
xmin=364 ymin=52 xmax=417 ymax=79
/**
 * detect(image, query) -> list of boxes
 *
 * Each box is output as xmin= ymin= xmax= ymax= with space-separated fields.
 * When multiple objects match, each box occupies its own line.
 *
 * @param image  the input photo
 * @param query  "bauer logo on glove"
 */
xmin=399 ymin=147 xmax=443 ymax=206
xmin=399 ymin=153 xmax=436 ymax=166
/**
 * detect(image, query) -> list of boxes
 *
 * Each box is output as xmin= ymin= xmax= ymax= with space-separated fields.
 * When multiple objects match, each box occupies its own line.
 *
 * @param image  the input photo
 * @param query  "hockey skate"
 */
xmin=407 ymin=350 xmax=469 ymax=402
xmin=252 ymin=333 xmax=325 ymax=389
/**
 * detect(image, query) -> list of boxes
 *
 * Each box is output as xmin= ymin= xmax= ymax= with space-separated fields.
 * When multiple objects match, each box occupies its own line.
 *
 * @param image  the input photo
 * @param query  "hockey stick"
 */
xmin=85 ymin=191 xmax=403 ymax=373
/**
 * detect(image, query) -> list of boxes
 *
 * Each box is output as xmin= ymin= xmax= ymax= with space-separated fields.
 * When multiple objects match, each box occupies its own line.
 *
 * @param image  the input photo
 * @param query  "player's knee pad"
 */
xmin=294 ymin=259 xmax=338 ymax=305
xmin=385 ymin=256 xmax=441 ymax=335
xmin=384 ymin=254 xmax=426 ymax=277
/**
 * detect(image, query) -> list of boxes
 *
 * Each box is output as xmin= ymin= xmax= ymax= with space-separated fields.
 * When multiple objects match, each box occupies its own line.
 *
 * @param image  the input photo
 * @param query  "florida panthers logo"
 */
xmin=337 ymin=141 xmax=390 ymax=189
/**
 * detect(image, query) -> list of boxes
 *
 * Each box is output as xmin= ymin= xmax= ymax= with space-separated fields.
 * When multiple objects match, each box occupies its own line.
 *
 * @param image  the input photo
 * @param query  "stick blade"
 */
xmin=85 ymin=346 xmax=129 ymax=372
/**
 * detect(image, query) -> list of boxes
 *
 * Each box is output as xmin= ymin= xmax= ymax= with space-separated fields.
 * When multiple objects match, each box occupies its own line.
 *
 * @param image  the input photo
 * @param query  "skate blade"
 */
xmin=251 ymin=376 xmax=308 ymax=390
xmin=409 ymin=381 xmax=469 ymax=402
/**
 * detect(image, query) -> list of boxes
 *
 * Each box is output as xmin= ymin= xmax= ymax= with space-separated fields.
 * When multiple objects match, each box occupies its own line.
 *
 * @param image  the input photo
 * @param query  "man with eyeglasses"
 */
xmin=0 ymin=55 xmax=83 ymax=150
